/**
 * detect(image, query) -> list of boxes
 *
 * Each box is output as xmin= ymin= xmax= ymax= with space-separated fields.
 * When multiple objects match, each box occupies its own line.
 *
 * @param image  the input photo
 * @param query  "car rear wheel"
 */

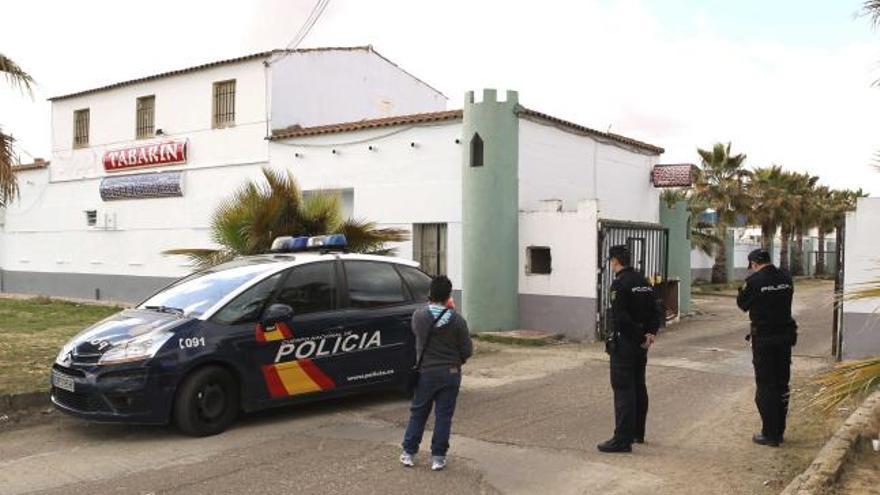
xmin=173 ymin=366 xmax=239 ymax=436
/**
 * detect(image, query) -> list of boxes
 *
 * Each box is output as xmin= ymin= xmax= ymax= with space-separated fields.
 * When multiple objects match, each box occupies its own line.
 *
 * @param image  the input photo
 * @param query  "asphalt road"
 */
xmin=0 ymin=280 xmax=836 ymax=495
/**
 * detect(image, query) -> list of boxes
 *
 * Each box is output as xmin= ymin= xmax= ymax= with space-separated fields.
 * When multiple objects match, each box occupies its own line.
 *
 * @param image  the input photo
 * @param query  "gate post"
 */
xmin=660 ymin=200 xmax=691 ymax=314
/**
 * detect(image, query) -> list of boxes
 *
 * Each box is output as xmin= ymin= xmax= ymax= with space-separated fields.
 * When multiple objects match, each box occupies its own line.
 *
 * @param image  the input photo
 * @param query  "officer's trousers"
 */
xmin=752 ymin=344 xmax=792 ymax=440
xmin=610 ymin=341 xmax=649 ymax=443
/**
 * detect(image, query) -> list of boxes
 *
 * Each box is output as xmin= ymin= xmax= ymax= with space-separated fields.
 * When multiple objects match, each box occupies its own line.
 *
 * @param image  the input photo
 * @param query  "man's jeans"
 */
xmin=402 ymin=366 xmax=462 ymax=457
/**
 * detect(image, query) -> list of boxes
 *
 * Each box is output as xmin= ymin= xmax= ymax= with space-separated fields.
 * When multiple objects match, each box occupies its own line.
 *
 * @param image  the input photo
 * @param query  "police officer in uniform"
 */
xmin=737 ymin=248 xmax=797 ymax=447
xmin=598 ymin=245 xmax=662 ymax=453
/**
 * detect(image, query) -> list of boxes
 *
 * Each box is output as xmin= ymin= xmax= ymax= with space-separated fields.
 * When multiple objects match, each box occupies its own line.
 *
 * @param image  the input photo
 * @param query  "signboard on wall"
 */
xmin=652 ymin=164 xmax=698 ymax=188
xmin=100 ymin=171 xmax=183 ymax=201
xmin=103 ymin=140 xmax=187 ymax=172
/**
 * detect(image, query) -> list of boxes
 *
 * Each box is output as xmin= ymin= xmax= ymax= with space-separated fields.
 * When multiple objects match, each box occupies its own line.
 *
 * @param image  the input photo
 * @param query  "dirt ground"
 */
xmin=0 ymin=280 xmax=848 ymax=494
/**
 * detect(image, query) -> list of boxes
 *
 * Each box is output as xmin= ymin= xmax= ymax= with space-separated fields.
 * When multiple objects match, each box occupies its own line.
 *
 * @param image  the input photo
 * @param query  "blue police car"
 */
xmin=50 ymin=235 xmax=432 ymax=436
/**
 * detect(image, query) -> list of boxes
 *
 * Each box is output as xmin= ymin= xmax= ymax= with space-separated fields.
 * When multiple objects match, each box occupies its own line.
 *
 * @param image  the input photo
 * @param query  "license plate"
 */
xmin=52 ymin=371 xmax=75 ymax=393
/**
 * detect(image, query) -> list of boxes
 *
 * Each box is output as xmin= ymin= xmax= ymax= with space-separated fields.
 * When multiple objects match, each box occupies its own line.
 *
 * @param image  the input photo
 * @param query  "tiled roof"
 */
xmin=271 ymin=106 xmax=664 ymax=154
xmin=270 ymin=110 xmax=463 ymax=139
xmin=517 ymin=108 xmax=664 ymax=154
xmin=48 ymin=46 xmax=425 ymax=101
xmin=12 ymin=159 xmax=50 ymax=171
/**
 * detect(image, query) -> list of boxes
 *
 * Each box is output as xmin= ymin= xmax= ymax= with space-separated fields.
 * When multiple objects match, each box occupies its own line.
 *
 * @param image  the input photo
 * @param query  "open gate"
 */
xmin=597 ymin=220 xmax=668 ymax=340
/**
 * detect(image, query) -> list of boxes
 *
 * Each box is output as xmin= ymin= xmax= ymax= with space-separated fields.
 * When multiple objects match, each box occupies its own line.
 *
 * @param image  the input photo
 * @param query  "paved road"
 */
xmin=0 ymin=281 xmax=835 ymax=495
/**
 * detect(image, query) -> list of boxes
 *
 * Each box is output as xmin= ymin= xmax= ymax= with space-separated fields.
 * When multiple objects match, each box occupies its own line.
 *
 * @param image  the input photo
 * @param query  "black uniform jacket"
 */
xmin=610 ymin=267 xmax=662 ymax=345
xmin=736 ymin=265 xmax=798 ymax=346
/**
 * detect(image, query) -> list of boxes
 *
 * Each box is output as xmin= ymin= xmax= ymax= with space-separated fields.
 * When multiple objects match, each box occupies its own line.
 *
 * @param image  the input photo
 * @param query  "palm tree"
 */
xmin=660 ymin=188 xmax=723 ymax=256
xmin=692 ymin=142 xmax=751 ymax=283
xmin=0 ymin=53 xmax=35 ymax=206
xmin=749 ymin=165 xmax=794 ymax=251
xmin=165 ymin=167 xmax=409 ymax=269
xmin=790 ymin=172 xmax=819 ymax=276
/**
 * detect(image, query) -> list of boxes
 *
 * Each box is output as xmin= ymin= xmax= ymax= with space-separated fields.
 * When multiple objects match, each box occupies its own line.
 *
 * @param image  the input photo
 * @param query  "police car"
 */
xmin=50 ymin=235 xmax=432 ymax=436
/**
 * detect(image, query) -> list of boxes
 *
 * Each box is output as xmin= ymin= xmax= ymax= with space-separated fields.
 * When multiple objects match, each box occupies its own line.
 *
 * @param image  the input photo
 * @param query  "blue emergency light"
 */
xmin=270 ymin=234 xmax=348 ymax=253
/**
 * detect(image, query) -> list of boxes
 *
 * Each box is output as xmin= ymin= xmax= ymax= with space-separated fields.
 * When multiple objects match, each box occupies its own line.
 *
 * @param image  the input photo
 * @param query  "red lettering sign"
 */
xmin=103 ymin=140 xmax=188 ymax=172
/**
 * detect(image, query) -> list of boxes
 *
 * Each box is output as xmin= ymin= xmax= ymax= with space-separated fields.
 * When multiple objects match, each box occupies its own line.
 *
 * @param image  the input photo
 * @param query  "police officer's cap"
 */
xmin=609 ymin=245 xmax=631 ymax=264
xmin=747 ymin=248 xmax=771 ymax=264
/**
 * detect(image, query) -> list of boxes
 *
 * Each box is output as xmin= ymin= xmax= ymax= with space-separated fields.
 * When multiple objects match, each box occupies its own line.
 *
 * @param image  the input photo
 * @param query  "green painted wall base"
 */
xmin=660 ymin=201 xmax=691 ymax=315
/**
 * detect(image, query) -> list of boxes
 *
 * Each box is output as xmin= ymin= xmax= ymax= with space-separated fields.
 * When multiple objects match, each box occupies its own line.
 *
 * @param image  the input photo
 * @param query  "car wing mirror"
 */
xmin=262 ymin=303 xmax=294 ymax=325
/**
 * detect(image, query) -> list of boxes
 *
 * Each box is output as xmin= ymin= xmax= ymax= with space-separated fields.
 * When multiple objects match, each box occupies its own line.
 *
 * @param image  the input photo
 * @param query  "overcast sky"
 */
xmin=2 ymin=0 xmax=879 ymax=194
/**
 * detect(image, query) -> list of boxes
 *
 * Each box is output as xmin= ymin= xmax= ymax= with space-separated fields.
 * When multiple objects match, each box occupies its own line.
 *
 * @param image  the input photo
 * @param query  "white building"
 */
xmin=2 ymin=48 xmax=669 ymax=340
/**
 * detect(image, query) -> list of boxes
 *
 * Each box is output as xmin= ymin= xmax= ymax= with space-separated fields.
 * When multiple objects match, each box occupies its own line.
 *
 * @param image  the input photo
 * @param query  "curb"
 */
xmin=780 ymin=389 xmax=880 ymax=495
xmin=0 ymin=390 xmax=50 ymax=415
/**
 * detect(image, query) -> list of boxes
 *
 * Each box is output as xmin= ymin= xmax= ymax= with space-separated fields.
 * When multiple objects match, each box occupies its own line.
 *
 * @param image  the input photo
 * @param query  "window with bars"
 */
xmin=136 ymin=95 xmax=155 ymax=139
xmin=412 ymin=223 xmax=447 ymax=276
xmin=73 ymin=109 xmax=90 ymax=148
xmin=212 ymin=80 xmax=236 ymax=128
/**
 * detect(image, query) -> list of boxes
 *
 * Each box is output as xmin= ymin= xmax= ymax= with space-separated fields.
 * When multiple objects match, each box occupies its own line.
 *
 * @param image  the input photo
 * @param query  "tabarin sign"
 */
xmin=103 ymin=140 xmax=187 ymax=172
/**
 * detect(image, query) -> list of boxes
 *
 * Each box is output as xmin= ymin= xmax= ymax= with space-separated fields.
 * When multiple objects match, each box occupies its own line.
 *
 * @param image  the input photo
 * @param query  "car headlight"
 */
xmin=55 ymin=341 xmax=76 ymax=366
xmin=98 ymin=332 xmax=174 ymax=366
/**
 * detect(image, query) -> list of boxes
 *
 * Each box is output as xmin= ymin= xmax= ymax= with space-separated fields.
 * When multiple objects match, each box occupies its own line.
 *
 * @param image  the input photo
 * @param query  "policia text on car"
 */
xmin=598 ymin=245 xmax=663 ymax=453
xmin=737 ymin=248 xmax=798 ymax=447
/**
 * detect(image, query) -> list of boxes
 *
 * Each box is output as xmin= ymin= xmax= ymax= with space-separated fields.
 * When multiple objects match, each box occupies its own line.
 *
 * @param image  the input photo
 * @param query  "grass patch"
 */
xmin=0 ymin=297 xmax=121 ymax=395
xmin=471 ymin=332 xmax=562 ymax=347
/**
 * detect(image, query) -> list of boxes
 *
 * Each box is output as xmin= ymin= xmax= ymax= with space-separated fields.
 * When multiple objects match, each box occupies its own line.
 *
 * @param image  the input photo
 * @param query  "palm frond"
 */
xmin=0 ymin=130 xmax=18 ymax=206
xmin=338 ymin=219 xmax=409 ymax=254
xmin=810 ymin=357 xmax=880 ymax=412
xmin=862 ymin=0 xmax=880 ymax=28
xmin=161 ymin=248 xmax=233 ymax=271
xmin=0 ymin=53 xmax=35 ymax=95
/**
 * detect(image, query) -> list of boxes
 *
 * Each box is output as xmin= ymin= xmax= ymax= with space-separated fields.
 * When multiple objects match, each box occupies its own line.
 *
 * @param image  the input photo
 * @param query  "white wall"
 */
xmin=842 ymin=198 xmax=880 ymax=359
xmin=518 ymin=200 xmax=598 ymax=298
xmin=844 ymin=198 xmax=880 ymax=315
xmin=49 ymin=58 xmax=270 ymax=183
xmin=269 ymin=122 xmax=464 ymax=288
xmin=517 ymin=118 xmax=660 ymax=223
xmin=271 ymin=49 xmax=446 ymax=130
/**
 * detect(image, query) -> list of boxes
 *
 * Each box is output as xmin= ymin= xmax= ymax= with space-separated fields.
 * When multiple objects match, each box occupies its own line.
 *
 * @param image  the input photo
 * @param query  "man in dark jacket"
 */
xmin=598 ymin=245 xmax=662 ymax=453
xmin=400 ymin=275 xmax=473 ymax=471
xmin=737 ymin=248 xmax=798 ymax=447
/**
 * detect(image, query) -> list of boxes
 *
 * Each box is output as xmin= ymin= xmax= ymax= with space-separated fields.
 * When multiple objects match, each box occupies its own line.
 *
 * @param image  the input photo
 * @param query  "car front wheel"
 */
xmin=173 ymin=365 xmax=239 ymax=436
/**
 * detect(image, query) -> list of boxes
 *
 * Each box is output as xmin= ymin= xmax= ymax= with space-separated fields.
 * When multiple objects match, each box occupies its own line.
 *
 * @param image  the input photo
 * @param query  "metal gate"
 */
xmin=596 ymin=220 xmax=668 ymax=339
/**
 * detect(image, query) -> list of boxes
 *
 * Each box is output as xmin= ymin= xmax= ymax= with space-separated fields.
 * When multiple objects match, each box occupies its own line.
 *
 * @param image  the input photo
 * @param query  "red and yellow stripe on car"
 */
xmin=262 ymin=359 xmax=337 ymax=398
xmin=255 ymin=322 xmax=293 ymax=343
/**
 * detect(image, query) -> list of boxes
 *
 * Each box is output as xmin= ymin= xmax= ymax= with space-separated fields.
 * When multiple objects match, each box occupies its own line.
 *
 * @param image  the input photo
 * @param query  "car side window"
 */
xmin=212 ymin=273 xmax=282 ymax=325
xmin=344 ymin=261 xmax=408 ymax=308
xmin=398 ymin=265 xmax=431 ymax=302
xmin=274 ymin=262 xmax=337 ymax=315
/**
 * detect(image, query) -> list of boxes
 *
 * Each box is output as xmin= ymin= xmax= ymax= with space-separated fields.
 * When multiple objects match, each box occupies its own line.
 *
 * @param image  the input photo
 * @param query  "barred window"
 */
xmin=413 ymin=223 xmax=447 ymax=276
xmin=212 ymin=80 xmax=236 ymax=128
xmin=73 ymin=109 xmax=90 ymax=148
xmin=136 ymin=95 xmax=155 ymax=139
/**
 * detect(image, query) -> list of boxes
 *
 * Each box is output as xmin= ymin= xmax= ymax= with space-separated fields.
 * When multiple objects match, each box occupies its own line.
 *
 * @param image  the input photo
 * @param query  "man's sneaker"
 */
xmin=399 ymin=452 xmax=415 ymax=467
xmin=597 ymin=438 xmax=632 ymax=453
xmin=752 ymin=433 xmax=780 ymax=447
xmin=431 ymin=456 xmax=447 ymax=471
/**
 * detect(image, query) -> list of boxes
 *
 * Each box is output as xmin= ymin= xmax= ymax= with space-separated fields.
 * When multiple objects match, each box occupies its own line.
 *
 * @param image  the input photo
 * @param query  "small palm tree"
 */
xmin=165 ymin=168 xmax=409 ymax=269
xmin=692 ymin=142 xmax=752 ymax=283
xmin=1 ymin=53 xmax=35 ymax=206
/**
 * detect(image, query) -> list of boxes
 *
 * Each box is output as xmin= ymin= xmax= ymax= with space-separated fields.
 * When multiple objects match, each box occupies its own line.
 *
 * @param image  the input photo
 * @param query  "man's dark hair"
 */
xmin=429 ymin=275 xmax=453 ymax=303
xmin=609 ymin=245 xmax=631 ymax=266
xmin=747 ymin=248 xmax=771 ymax=265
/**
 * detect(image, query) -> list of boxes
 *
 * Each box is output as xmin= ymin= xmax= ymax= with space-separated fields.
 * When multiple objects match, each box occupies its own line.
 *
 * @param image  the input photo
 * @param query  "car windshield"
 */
xmin=139 ymin=259 xmax=281 ymax=317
